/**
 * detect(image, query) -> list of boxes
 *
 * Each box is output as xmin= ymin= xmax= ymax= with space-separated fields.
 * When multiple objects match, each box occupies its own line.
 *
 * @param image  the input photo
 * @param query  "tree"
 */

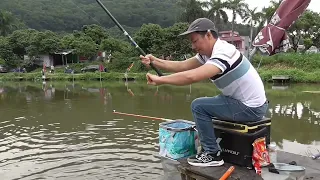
xmin=8 ymin=29 xmax=37 ymax=59
xmin=60 ymin=34 xmax=75 ymax=50
xmin=225 ymin=0 xmax=247 ymax=44
xmin=204 ymin=0 xmax=229 ymax=28
xmin=0 ymin=36 xmax=16 ymax=67
xmin=72 ymin=36 xmax=98 ymax=58
xmin=134 ymin=23 xmax=165 ymax=54
xmin=0 ymin=0 xmax=183 ymax=32
xmin=81 ymin=24 xmax=109 ymax=45
xmin=27 ymin=30 xmax=61 ymax=56
xmin=61 ymin=33 xmax=98 ymax=58
xmin=177 ymin=0 xmax=206 ymax=23
xmin=0 ymin=10 xmax=18 ymax=36
xmin=153 ymin=22 xmax=192 ymax=59
xmin=259 ymin=0 xmax=282 ymax=29
xmin=311 ymin=30 xmax=320 ymax=49
xmin=242 ymin=7 xmax=263 ymax=49
xmin=100 ymin=37 xmax=131 ymax=54
xmin=288 ymin=10 xmax=320 ymax=52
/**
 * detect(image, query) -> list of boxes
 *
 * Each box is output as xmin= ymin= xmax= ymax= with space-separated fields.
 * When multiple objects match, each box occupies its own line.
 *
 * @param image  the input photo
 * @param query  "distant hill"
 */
xmin=0 ymin=0 xmax=253 ymax=37
xmin=0 ymin=0 xmax=183 ymax=32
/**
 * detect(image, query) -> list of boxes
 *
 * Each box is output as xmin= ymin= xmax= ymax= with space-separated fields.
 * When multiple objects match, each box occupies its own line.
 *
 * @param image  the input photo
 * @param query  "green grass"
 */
xmin=1 ymin=68 xmax=320 ymax=83
xmin=252 ymin=52 xmax=320 ymax=71
xmin=258 ymin=68 xmax=320 ymax=83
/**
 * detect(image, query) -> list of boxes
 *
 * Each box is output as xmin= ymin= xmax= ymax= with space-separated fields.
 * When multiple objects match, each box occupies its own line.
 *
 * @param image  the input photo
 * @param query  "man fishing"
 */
xmin=139 ymin=18 xmax=268 ymax=167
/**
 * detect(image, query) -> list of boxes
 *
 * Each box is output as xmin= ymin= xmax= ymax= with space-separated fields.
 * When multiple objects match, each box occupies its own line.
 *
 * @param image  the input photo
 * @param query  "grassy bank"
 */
xmin=252 ymin=52 xmax=320 ymax=83
xmin=0 ymin=72 xmax=148 ymax=81
xmin=1 ymin=69 xmax=319 ymax=83
xmin=251 ymin=53 xmax=320 ymax=71
xmin=258 ymin=68 xmax=320 ymax=83
xmin=1 ymin=53 xmax=319 ymax=83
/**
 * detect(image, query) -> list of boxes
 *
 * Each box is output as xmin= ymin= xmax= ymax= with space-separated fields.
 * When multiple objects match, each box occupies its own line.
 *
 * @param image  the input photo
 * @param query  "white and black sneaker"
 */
xmin=187 ymin=151 xmax=224 ymax=167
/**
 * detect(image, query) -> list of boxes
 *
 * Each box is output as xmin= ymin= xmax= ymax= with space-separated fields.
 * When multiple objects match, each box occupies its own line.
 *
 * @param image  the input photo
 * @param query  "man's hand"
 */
xmin=146 ymin=73 xmax=162 ymax=86
xmin=139 ymin=54 xmax=156 ymax=68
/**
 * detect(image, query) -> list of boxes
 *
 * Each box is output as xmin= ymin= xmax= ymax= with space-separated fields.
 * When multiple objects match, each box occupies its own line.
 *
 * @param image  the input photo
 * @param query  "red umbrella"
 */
xmin=251 ymin=0 xmax=311 ymax=56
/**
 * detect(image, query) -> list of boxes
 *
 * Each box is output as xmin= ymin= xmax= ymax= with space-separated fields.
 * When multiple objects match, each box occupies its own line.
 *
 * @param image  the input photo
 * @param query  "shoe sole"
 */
xmin=188 ymin=160 xmax=224 ymax=167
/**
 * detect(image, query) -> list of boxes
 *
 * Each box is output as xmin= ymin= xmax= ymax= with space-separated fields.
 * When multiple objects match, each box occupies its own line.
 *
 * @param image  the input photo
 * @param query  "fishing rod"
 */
xmin=113 ymin=110 xmax=173 ymax=122
xmin=95 ymin=0 xmax=163 ymax=77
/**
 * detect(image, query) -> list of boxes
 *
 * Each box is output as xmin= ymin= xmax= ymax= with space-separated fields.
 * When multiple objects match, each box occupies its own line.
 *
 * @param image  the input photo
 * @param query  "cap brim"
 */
xmin=178 ymin=30 xmax=196 ymax=36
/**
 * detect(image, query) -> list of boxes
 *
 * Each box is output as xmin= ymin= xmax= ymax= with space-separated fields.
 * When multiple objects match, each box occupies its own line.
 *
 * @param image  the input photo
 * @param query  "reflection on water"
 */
xmin=0 ymin=81 xmax=319 ymax=179
xmin=267 ymin=88 xmax=320 ymax=156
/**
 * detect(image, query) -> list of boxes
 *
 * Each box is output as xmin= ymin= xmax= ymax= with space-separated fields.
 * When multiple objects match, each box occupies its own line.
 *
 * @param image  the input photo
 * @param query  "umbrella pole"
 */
xmin=249 ymin=47 xmax=257 ymax=61
xmin=249 ymin=47 xmax=263 ymax=69
xmin=257 ymin=56 xmax=263 ymax=70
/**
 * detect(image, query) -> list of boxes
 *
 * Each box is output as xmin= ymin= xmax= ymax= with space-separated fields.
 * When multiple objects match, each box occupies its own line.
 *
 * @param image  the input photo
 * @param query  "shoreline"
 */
xmin=0 ymin=69 xmax=320 ymax=83
xmin=0 ymin=72 xmax=146 ymax=82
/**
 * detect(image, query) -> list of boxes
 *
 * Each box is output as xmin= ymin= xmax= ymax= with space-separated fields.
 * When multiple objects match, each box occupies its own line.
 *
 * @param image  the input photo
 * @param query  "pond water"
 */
xmin=0 ymin=81 xmax=319 ymax=180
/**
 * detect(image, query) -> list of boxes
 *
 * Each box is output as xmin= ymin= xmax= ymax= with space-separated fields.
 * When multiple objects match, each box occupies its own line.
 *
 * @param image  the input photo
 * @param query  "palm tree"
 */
xmin=203 ymin=0 xmax=229 ymax=28
xmin=259 ymin=0 xmax=282 ymax=30
xmin=225 ymin=0 xmax=247 ymax=44
xmin=178 ymin=0 xmax=206 ymax=23
xmin=0 ymin=10 xmax=16 ymax=36
xmin=242 ymin=6 xmax=263 ymax=55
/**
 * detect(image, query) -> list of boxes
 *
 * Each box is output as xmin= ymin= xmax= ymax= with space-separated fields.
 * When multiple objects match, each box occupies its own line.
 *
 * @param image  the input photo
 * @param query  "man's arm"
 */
xmin=156 ymin=63 xmax=222 ymax=86
xmin=150 ymin=56 xmax=202 ymax=73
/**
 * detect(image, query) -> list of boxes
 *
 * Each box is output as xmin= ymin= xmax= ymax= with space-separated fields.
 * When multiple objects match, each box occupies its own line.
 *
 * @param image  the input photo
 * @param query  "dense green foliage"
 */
xmin=0 ymin=0 xmax=256 ymax=35
xmin=0 ymin=0 xmax=181 ymax=32
xmin=0 ymin=22 xmax=194 ymax=70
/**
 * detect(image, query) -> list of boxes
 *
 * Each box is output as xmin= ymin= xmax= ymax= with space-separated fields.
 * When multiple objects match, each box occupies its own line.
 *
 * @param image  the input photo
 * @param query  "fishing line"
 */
xmin=94 ymin=0 xmax=163 ymax=76
xmin=69 ymin=0 xmax=102 ymax=26
xmin=69 ymin=0 xmax=135 ymax=96
xmin=124 ymin=62 xmax=135 ymax=96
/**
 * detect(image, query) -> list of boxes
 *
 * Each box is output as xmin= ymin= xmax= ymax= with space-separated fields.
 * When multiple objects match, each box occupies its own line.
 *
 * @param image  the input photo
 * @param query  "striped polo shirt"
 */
xmin=195 ymin=38 xmax=267 ymax=107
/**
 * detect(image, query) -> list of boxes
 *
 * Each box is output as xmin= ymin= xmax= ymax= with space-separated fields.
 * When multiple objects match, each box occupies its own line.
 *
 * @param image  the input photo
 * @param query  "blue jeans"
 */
xmin=191 ymin=95 xmax=268 ymax=154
